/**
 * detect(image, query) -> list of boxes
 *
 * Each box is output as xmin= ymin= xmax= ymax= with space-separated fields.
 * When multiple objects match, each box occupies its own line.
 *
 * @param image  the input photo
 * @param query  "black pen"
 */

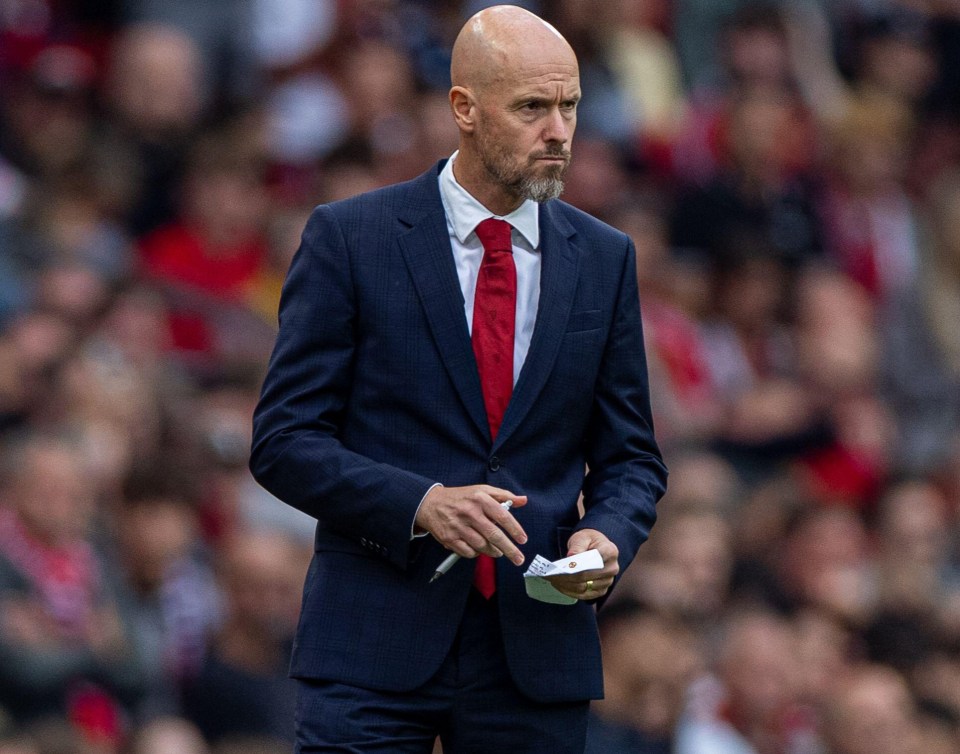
xmin=429 ymin=500 xmax=514 ymax=583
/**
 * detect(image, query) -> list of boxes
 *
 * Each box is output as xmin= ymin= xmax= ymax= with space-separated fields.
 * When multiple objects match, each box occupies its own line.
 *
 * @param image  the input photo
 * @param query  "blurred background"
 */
xmin=1 ymin=0 xmax=960 ymax=752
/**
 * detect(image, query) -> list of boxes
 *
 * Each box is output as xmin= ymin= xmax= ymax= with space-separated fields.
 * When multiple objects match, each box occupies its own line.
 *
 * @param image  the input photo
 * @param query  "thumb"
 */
xmin=566 ymin=528 xmax=597 ymax=556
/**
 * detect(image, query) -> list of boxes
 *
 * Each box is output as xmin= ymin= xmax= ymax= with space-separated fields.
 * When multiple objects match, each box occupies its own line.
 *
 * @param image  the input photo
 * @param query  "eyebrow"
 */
xmin=512 ymin=91 xmax=581 ymax=105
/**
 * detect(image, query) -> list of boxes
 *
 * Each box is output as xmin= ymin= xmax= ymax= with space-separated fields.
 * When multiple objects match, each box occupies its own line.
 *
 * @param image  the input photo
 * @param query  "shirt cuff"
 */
xmin=411 ymin=483 xmax=442 ymax=539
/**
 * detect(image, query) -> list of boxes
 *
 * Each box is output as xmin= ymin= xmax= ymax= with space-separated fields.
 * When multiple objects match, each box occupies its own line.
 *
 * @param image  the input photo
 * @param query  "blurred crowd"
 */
xmin=1 ymin=0 xmax=960 ymax=752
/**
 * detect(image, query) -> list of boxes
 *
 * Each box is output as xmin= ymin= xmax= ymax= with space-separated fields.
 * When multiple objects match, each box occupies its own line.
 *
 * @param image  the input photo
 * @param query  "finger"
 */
xmin=478 ymin=543 xmax=505 ymax=558
xmin=474 ymin=526 xmax=506 ymax=558
xmin=582 ymin=577 xmax=613 ymax=592
xmin=460 ymin=527 xmax=491 ymax=555
xmin=546 ymin=565 xmax=614 ymax=587
xmin=565 ymin=528 xmax=598 ymax=556
xmin=550 ymin=582 xmax=582 ymax=600
xmin=548 ymin=571 xmax=614 ymax=593
xmin=488 ymin=503 xmax=527 ymax=545
xmin=459 ymin=512 xmax=514 ymax=560
xmin=481 ymin=488 xmax=528 ymax=509
xmin=578 ymin=579 xmax=610 ymax=600
xmin=542 ymin=575 xmax=584 ymax=594
xmin=597 ymin=540 xmax=620 ymax=566
xmin=483 ymin=526 xmax=524 ymax=565
xmin=565 ymin=528 xmax=619 ymax=563
xmin=449 ymin=540 xmax=479 ymax=559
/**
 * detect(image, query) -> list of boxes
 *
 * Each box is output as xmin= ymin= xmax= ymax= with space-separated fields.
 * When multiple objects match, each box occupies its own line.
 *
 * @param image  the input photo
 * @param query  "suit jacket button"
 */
xmin=488 ymin=456 xmax=501 ymax=472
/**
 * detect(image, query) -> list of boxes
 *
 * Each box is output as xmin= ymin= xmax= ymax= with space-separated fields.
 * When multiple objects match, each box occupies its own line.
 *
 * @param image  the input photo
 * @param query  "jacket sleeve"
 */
xmin=249 ymin=205 xmax=436 ymax=570
xmin=577 ymin=235 xmax=668 ymax=580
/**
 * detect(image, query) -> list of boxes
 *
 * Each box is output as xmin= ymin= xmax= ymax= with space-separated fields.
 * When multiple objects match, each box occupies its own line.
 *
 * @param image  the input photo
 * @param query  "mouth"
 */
xmin=533 ymin=156 xmax=570 ymax=168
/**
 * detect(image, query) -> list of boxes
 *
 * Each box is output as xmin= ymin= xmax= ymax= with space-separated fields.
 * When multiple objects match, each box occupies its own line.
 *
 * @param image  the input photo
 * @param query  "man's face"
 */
xmin=472 ymin=54 xmax=580 ymax=203
xmin=15 ymin=444 xmax=93 ymax=545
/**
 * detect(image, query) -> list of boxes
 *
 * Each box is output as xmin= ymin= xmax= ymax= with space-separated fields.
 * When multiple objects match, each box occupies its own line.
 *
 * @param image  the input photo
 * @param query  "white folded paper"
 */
xmin=522 ymin=549 xmax=604 ymax=604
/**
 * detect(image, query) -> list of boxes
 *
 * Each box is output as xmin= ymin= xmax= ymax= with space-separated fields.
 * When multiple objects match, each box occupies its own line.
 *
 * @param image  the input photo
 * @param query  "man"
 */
xmin=821 ymin=665 xmax=921 ymax=754
xmin=676 ymin=611 xmax=817 ymax=754
xmin=586 ymin=603 xmax=701 ymax=754
xmin=250 ymin=6 xmax=667 ymax=752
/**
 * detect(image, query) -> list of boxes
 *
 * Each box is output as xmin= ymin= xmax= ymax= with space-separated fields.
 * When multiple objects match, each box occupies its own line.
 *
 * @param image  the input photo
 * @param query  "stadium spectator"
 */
xmin=0 ymin=1 xmax=958 ymax=749
xmin=113 ymin=472 xmax=221 ymax=719
xmin=821 ymin=665 xmax=922 ymax=754
xmin=882 ymin=169 xmax=960 ymax=472
xmin=180 ymin=531 xmax=308 ymax=747
xmin=586 ymin=603 xmax=702 ymax=754
xmin=0 ymin=433 xmax=147 ymax=731
xmin=104 ymin=24 xmax=207 ymax=237
xmin=676 ymin=610 xmax=819 ymax=754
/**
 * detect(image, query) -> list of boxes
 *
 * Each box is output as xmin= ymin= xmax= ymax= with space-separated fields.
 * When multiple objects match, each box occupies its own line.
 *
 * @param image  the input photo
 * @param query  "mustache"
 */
xmin=531 ymin=148 xmax=571 ymax=161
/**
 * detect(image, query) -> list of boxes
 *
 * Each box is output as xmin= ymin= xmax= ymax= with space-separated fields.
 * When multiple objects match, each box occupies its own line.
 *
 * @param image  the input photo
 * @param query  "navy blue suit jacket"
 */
xmin=250 ymin=161 xmax=667 ymax=703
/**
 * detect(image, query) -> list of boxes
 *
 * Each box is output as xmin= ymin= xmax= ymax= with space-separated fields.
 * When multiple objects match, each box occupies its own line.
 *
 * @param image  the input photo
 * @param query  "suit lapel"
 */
xmin=398 ymin=167 xmax=490 ymax=442
xmin=397 ymin=170 xmax=581 ymax=450
xmin=494 ymin=201 xmax=579 ymax=450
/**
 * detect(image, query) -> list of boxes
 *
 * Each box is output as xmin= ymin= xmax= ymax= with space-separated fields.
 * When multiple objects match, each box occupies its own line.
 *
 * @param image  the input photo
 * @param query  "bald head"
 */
xmin=451 ymin=5 xmax=576 ymax=93
xmin=448 ymin=6 xmax=580 ymax=214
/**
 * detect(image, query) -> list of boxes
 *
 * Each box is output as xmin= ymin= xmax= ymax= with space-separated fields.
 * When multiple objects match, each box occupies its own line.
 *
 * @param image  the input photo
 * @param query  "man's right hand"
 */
xmin=415 ymin=485 xmax=528 ymax=565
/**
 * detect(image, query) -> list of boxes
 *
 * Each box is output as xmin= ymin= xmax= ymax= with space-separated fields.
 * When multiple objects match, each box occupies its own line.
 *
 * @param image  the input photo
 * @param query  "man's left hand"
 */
xmin=544 ymin=528 xmax=619 ymax=601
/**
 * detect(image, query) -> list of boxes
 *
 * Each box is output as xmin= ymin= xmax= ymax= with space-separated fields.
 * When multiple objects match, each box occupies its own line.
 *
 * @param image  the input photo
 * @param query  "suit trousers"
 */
xmin=293 ymin=589 xmax=590 ymax=753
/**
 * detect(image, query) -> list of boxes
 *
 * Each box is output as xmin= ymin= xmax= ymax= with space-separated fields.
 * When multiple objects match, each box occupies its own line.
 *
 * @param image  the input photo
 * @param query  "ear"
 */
xmin=450 ymin=86 xmax=477 ymax=134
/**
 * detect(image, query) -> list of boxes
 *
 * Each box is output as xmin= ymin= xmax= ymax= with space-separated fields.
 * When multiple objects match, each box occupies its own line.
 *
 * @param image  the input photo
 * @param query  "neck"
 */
xmin=452 ymin=148 xmax=524 ymax=216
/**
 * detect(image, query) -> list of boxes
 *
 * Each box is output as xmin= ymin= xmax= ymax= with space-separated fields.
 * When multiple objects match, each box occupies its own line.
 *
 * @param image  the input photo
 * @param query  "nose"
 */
xmin=542 ymin=106 xmax=568 ymax=144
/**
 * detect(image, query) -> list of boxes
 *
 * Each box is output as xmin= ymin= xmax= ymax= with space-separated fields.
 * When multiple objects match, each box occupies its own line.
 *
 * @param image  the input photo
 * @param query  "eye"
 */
xmin=523 ymin=101 xmax=543 ymax=111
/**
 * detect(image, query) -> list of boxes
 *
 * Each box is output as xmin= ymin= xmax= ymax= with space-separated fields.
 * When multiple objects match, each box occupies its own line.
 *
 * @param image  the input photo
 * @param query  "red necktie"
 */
xmin=471 ymin=218 xmax=516 ymax=599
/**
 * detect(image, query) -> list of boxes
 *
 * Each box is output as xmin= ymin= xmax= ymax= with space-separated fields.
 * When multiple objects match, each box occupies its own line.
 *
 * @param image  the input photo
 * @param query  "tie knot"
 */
xmin=475 ymin=218 xmax=513 ymax=253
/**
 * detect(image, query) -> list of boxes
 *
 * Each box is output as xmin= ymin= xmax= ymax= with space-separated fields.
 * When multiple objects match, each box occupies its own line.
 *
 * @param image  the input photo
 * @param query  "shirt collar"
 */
xmin=439 ymin=151 xmax=540 ymax=249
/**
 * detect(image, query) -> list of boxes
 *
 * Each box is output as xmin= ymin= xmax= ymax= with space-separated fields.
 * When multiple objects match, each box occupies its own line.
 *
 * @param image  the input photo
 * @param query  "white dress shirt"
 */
xmin=438 ymin=151 xmax=541 ymax=384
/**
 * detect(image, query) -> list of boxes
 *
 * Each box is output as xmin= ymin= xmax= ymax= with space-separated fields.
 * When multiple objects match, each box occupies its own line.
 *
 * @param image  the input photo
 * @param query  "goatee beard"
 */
xmin=517 ymin=174 xmax=565 ymax=203
xmin=480 ymin=143 xmax=569 ymax=204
